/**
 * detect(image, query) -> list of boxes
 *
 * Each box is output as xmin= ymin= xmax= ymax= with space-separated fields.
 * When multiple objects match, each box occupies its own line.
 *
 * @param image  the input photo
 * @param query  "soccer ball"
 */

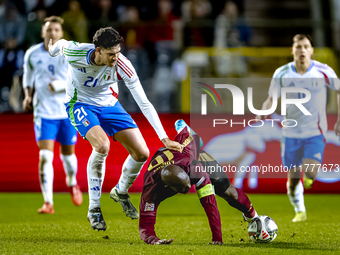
xmin=248 ymin=215 xmax=278 ymax=243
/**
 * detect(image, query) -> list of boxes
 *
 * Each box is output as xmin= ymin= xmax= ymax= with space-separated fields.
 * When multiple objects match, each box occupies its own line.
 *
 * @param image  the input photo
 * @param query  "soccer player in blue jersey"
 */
xmin=256 ymin=34 xmax=340 ymax=222
xmin=23 ymin=16 xmax=82 ymax=214
xmin=49 ymin=27 xmax=182 ymax=230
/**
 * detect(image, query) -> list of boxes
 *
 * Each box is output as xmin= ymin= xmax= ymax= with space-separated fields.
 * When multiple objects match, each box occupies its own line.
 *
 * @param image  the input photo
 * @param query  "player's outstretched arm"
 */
xmin=255 ymin=96 xmax=273 ymax=121
xmin=48 ymin=39 xmax=60 ymax=57
xmin=196 ymin=181 xmax=223 ymax=244
xmin=162 ymin=138 xmax=183 ymax=152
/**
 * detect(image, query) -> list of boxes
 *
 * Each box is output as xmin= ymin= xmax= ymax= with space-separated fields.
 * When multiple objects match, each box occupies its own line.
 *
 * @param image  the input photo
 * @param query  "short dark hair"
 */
xmin=93 ymin=27 xmax=124 ymax=49
xmin=43 ymin=16 xmax=64 ymax=25
xmin=292 ymin=34 xmax=313 ymax=46
xmin=161 ymin=165 xmax=190 ymax=188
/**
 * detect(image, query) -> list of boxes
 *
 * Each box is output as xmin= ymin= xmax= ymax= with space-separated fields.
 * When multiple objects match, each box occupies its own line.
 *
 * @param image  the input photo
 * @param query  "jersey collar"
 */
xmin=87 ymin=48 xmax=95 ymax=65
xmin=291 ymin=61 xmax=314 ymax=74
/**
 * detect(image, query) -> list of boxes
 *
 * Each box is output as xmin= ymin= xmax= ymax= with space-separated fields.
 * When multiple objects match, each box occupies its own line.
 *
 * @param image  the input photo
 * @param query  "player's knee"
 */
xmin=94 ymin=140 xmax=110 ymax=154
xmin=211 ymin=176 xmax=231 ymax=197
xmin=219 ymin=185 xmax=238 ymax=201
xmin=39 ymin=150 xmax=54 ymax=172
xmin=39 ymin=149 xmax=54 ymax=163
xmin=131 ymin=148 xmax=149 ymax=162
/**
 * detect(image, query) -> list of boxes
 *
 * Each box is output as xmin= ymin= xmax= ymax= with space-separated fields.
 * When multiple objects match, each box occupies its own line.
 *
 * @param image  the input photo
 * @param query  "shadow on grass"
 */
xmin=216 ymin=241 xmax=339 ymax=251
xmin=2 ymin=236 xmax=143 ymax=245
xmin=3 ymin=237 xmax=339 ymax=252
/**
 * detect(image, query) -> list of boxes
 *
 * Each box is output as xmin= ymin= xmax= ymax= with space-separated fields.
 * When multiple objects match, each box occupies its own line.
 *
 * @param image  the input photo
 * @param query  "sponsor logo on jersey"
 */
xmin=145 ymin=202 xmax=155 ymax=211
xmin=37 ymin=60 xmax=43 ymax=65
xmin=71 ymin=135 xmax=77 ymax=143
xmin=314 ymin=152 xmax=322 ymax=160
xmin=288 ymin=82 xmax=295 ymax=87
xmin=82 ymin=118 xmax=90 ymax=127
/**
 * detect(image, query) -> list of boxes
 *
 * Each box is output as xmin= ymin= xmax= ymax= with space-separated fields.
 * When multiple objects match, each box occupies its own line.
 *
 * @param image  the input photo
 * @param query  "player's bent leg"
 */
xmin=289 ymin=180 xmax=307 ymax=222
xmin=287 ymin=169 xmax=306 ymax=222
xmin=85 ymin=126 xmax=109 ymax=226
xmin=114 ymin=128 xmax=149 ymax=162
xmin=110 ymin=128 xmax=149 ymax=219
xmin=37 ymin=140 xmax=55 ymax=214
xmin=302 ymin=158 xmax=319 ymax=189
xmin=60 ymin=145 xmax=82 ymax=206
xmin=220 ymin=184 xmax=257 ymax=221
xmin=86 ymin=126 xmax=111 ymax=154
xmin=302 ymin=135 xmax=325 ymax=189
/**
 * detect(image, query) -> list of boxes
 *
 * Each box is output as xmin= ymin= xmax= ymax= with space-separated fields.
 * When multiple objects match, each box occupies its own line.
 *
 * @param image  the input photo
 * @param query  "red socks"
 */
xmin=227 ymin=187 xmax=256 ymax=218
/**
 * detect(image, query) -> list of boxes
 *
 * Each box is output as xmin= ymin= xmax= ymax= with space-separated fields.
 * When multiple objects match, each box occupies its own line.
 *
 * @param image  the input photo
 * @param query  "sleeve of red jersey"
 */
xmin=117 ymin=54 xmax=168 ymax=140
xmin=193 ymin=164 xmax=223 ymax=243
xmin=139 ymin=196 xmax=161 ymax=244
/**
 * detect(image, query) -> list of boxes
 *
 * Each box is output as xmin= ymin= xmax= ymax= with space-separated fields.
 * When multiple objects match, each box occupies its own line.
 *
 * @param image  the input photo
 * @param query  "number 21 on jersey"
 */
xmin=84 ymin=76 xmax=98 ymax=87
xmin=74 ymin=106 xmax=87 ymax=121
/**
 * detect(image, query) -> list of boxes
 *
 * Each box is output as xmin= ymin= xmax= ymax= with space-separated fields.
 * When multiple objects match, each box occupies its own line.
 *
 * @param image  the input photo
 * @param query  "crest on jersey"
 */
xmin=104 ymin=74 xmax=111 ymax=81
xmin=82 ymin=118 xmax=90 ymax=127
xmin=145 ymin=202 xmax=155 ymax=211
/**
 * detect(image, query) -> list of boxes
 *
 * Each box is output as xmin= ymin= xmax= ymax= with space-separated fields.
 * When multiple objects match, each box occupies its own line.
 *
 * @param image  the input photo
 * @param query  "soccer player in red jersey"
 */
xmin=139 ymin=121 xmax=258 ymax=244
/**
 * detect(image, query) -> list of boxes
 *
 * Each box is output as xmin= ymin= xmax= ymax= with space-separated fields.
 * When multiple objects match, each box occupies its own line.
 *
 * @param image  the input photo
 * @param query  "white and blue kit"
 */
xmin=49 ymin=39 xmax=168 ymax=140
xmin=269 ymin=60 xmax=340 ymax=167
xmin=23 ymin=42 xmax=77 ymax=145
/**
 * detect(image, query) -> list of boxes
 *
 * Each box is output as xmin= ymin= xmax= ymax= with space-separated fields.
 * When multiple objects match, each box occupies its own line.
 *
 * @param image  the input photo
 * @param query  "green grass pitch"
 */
xmin=0 ymin=193 xmax=339 ymax=254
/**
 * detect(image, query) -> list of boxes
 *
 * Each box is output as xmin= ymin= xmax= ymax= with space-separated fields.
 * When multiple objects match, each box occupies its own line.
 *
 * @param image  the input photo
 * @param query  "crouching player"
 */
xmin=139 ymin=120 xmax=258 ymax=244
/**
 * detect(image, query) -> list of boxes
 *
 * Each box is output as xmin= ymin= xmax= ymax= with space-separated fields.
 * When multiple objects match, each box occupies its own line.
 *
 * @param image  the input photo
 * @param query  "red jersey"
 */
xmin=139 ymin=127 xmax=222 ymax=244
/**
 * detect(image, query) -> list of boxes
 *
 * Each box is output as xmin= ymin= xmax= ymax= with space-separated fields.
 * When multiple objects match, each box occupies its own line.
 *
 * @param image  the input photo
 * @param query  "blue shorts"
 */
xmin=281 ymin=134 xmax=326 ymax=168
xmin=34 ymin=117 xmax=78 ymax=145
xmin=65 ymin=101 xmax=138 ymax=139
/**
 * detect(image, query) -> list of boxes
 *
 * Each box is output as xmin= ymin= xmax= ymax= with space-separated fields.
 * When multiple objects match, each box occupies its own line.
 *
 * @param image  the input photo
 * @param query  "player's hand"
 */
xmin=334 ymin=120 xmax=340 ymax=136
xmin=22 ymin=96 xmax=33 ymax=112
xmin=48 ymin=39 xmax=59 ymax=57
xmin=154 ymin=238 xmax=174 ymax=245
xmin=48 ymin=83 xmax=55 ymax=92
xmin=209 ymin=241 xmax=223 ymax=245
xmin=162 ymin=138 xmax=183 ymax=152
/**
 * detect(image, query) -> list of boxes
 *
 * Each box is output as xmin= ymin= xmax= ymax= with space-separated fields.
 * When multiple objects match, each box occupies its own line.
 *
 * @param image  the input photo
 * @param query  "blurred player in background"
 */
xmin=139 ymin=120 xmax=258 ymax=244
xmin=22 ymin=16 xmax=82 ymax=214
xmin=48 ymin=27 xmax=182 ymax=231
xmin=256 ymin=34 xmax=340 ymax=222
